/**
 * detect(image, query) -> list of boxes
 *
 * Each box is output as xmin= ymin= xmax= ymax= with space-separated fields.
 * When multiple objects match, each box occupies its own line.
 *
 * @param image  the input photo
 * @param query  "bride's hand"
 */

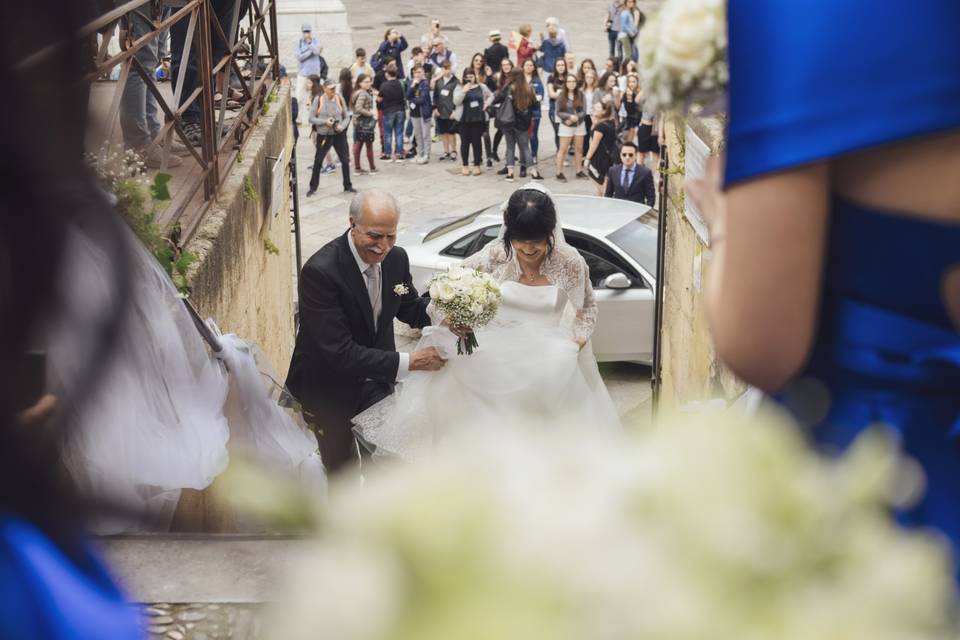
xmin=574 ymin=338 xmax=587 ymax=351
xmin=440 ymin=318 xmax=472 ymax=339
xmin=685 ymin=154 xmax=727 ymax=244
xmin=449 ymin=323 xmax=473 ymax=340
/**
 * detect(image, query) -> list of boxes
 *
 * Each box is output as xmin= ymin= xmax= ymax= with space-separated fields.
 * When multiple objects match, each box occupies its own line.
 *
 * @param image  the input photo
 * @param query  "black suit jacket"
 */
xmin=286 ymin=231 xmax=431 ymax=418
xmin=604 ymin=163 xmax=655 ymax=206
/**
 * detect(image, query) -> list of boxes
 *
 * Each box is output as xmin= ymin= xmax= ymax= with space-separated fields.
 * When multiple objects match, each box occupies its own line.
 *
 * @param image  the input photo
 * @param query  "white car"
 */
xmin=398 ymin=195 xmax=658 ymax=363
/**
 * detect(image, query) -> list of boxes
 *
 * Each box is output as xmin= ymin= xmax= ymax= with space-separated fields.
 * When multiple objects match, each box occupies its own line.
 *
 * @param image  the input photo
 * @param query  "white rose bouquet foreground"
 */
xmin=428 ymin=265 xmax=501 ymax=355
xmin=638 ymin=0 xmax=728 ymax=114
xmin=265 ymin=411 xmax=959 ymax=640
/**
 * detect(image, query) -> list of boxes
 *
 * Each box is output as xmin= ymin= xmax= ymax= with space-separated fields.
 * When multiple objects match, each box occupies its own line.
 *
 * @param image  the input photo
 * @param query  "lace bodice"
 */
xmin=463 ymin=240 xmax=598 ymax=343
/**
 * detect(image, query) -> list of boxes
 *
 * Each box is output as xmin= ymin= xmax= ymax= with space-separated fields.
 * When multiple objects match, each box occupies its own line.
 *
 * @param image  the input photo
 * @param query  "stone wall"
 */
xmin=187 ymin=83 xmax=296 ymax=380
xmin=657 ymin=115 xmax=744 ymax=411
xmin=174 ymin=84 xmax=296 ymax=532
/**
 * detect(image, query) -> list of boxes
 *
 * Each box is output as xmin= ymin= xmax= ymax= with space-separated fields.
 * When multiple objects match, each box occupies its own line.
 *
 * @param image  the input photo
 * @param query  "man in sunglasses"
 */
xmin=286 ymin=189 xmax=442 ymax=474
xmin=604 ymin=141 xmax=655 ymax=206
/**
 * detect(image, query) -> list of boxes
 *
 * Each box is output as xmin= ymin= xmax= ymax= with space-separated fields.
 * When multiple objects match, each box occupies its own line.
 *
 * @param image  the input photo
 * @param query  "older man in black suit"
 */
xmin=604 ymin=142 xmax=656 ymax=206
xmin=286 ymin=189 xmax=445 ymax=473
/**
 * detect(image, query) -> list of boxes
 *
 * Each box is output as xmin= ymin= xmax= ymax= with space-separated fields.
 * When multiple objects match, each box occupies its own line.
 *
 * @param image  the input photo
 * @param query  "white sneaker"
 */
xmin=143 ymin=146 xmax=183 ymax=168
xmin=166 ymin=138 xmax=191 ymax=157
xmin=416 ymin=156 xmax=429 ymax=165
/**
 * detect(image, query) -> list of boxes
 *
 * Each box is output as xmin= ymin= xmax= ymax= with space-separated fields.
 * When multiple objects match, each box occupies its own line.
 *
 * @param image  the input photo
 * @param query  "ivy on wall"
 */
xmin=87 ymin=146 xmax=196 ymax=294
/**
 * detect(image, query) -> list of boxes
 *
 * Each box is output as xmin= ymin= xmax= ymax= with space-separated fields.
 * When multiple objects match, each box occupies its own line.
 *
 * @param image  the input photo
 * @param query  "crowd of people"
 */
xmin=294 ymin=8 xmax=658 ymax=206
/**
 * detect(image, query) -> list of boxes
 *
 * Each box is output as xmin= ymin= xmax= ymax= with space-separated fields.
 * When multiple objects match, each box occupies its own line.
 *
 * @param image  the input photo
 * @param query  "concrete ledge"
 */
xmin=103 ymin=535 xmax=307 ymax=604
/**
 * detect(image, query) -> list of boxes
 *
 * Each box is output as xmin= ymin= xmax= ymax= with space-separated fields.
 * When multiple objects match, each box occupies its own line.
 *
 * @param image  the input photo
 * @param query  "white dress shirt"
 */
xmin=348 ymin=232 xmax=410 ymax=380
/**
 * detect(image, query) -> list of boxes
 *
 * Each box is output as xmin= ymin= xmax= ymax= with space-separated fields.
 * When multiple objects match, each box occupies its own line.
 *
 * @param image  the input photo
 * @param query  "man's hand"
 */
xmin=409 ymin=347 xmax=446 ymax=371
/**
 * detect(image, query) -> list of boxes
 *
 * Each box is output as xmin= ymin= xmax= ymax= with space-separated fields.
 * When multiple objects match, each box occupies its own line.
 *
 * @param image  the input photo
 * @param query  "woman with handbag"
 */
xmin=583 ymin=102 xmax=617 ymax=196
xmin=351 ymin=74 xmax=378 ymax=174
xmin=490 ymin=57 xmax=515 ymax=167
xmin=492 ymin=69 xmax=543 ymax=182
xmin=307 ymin=78 xmax=355 ymax=196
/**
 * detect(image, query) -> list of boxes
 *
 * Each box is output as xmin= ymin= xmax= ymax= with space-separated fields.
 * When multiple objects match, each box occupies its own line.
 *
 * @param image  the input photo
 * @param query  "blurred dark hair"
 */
xmin=506 ymin=68 xmax=535 ymax=112
xmin=339 ymin=67 xmax=353 ymax=105
xmin=0 ymin=0 xmax=132 ymax=552
xmin=502 ymin=189 xmax=558 ymax=258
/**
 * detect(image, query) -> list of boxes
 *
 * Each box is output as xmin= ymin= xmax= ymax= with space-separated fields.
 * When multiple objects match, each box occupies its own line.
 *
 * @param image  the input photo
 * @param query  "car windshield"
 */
xmin=606 ymin=219 xmax=657 ymax=276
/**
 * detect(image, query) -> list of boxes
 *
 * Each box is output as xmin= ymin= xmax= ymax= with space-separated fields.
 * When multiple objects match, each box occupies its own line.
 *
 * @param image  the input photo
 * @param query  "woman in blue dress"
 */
xmin=0 ymin=2 xmax=145 ymax=637
xmin=689 ymin=2 xmax=960 ymax=566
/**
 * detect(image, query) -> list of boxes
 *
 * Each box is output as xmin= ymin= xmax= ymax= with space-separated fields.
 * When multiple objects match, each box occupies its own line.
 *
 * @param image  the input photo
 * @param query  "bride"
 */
xmin=354 ymin=183 xmax=621 ymax=459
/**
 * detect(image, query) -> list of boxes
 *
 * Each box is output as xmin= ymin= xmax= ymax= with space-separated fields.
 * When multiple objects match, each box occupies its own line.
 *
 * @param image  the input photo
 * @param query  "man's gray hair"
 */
xmin=349 ymin=188 xmax=400 ymax=224
xmin=545 ymin=16 xmax=560 ymax=28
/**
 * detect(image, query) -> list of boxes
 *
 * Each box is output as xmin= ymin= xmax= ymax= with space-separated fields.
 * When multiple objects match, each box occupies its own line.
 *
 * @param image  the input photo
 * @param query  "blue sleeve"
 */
xmin=725 ymin=1 xmax=960 ymax=187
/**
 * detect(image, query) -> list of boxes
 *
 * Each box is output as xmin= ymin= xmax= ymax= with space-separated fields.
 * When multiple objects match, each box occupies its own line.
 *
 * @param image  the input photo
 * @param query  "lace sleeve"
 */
xmin=574 ymin=269 xmax=598 ymax=344
xmin=547 ymin=246 xmax=598 ymax=343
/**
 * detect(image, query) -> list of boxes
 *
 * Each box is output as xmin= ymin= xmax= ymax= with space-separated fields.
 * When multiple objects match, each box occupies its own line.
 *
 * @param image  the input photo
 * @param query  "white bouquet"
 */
xmin=638 ymin=0 xmax=728 ymax=114
xmin=268 ymin=411 xmax=959 ymax=640
xmin=428 ymin=265 xmax=501 ymax=355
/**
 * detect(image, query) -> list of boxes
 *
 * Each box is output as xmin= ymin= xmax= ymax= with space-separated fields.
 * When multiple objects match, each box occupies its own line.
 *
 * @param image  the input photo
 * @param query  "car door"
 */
xmin=565 ymin=232 xmax=654 ymax=363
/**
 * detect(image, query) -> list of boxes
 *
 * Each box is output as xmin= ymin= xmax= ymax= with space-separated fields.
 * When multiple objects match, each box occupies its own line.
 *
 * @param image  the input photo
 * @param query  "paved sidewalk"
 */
xmin=293 ymin=0 xmax=660 ymax=424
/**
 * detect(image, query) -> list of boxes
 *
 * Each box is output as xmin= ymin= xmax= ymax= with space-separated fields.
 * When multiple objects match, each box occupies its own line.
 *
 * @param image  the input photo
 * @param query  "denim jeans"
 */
xmin=169 ymin=0 xmax=238 ymax=125
xmin=382 ymin=110 xmax=405 ymax=157
xmin=120 ymin=10 xmax=160 ymax=149
xmin=607 ymin=30 xmax=619 ymax=58
xmin=529 ymin=118 xmax=541 ymax=163
xmin=504 ymin=128 xmax=531 ymax=169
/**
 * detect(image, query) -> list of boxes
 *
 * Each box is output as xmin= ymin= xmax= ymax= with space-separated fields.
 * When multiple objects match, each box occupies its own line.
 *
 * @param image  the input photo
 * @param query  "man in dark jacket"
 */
xmin=484 ymin=30 xmax=509 ymax=73
xmin=286 ymin=189 xmax=443 ymax=473
xmin=604 ymin=142 xmax=655 ymax=206
xmin=376 ymin=29 xmax=409 ymax=79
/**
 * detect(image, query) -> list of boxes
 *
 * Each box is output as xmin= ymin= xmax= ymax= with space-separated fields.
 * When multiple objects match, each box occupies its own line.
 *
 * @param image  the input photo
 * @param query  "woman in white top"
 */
xmin=580 ymin=69 xmax=599 ymax=157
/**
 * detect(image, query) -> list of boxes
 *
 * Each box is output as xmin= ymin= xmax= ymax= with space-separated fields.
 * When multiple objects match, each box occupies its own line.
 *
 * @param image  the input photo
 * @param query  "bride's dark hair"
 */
xmin=501 ymin=188 xmax=558 ymax=258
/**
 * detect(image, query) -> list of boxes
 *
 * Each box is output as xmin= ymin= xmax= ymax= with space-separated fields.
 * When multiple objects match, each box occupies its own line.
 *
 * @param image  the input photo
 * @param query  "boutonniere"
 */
xmin=393 ymin=283 xmax=410 ymax=296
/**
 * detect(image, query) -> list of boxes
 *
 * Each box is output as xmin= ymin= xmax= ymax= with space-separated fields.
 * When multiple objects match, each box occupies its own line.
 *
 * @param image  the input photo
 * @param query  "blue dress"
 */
xmin=725 ymin=1 xmax=960 ymax=565
xmin=0 ymin=517 xmax=143 ymax=639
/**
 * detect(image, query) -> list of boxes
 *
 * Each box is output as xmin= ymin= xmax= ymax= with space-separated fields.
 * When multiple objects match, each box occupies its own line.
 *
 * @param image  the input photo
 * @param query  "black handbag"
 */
xmin=494 ymin=92 xmax=516 ymax=129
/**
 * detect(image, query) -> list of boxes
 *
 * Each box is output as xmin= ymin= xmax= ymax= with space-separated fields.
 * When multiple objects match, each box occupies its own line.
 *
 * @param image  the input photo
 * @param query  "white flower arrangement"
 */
xmin=393 ymin=283 xmax=410 ymax=296
xmin=638 ymin=0 xmax=728 ymax=114
xmin=85 ymin=143 xmax=149 ymax=193
xmin=268 ymin=411 xmax=958 ymax=640
xmin=428 ymin=265 xmax=501 ymax=355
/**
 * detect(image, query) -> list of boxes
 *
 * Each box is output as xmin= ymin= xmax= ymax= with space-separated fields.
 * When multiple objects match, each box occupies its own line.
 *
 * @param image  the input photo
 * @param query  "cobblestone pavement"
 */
xmin=294 ymin=0 xmax=661 ymax=425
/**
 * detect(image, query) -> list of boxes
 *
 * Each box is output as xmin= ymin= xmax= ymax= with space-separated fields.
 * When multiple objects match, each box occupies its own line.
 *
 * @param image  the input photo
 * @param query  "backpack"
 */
xmin=370 ymin=49 xmax=384 ymax=73
xmin=494 ymin=90 xmax=516 ymax=129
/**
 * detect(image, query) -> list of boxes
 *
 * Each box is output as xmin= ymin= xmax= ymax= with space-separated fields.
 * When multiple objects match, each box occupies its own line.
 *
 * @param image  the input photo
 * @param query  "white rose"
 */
xmin=469 ymin=302 xmax=484 ymax=317
xmin=429 ymin=282 xmax=440 ymax=299
xmin=657 ymin=0 xmax=723 ymax=81
xmin=437 ymin=281 xmax=456 ymax=302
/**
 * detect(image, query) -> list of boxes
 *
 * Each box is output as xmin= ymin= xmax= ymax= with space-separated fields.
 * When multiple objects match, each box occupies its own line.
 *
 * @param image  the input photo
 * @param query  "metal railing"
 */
xmin=85 ymin=0 xmax=280 ymax=243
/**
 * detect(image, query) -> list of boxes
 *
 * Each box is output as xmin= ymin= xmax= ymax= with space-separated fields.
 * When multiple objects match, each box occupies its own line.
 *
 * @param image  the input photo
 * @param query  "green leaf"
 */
xmin=156 ymin=244 xmax=174 ymax=265
xmin=175 ymin=251 xmax=196 ymax=274
xmin=150 ymin=173 xmax=173 ymax=201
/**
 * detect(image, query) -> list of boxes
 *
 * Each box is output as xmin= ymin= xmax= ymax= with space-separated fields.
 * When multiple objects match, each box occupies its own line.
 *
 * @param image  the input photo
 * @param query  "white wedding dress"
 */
xmin=48 ymin=221 xmax=324 ymax=533
xmin=354 ymin=244 xmax=621 ymax=460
